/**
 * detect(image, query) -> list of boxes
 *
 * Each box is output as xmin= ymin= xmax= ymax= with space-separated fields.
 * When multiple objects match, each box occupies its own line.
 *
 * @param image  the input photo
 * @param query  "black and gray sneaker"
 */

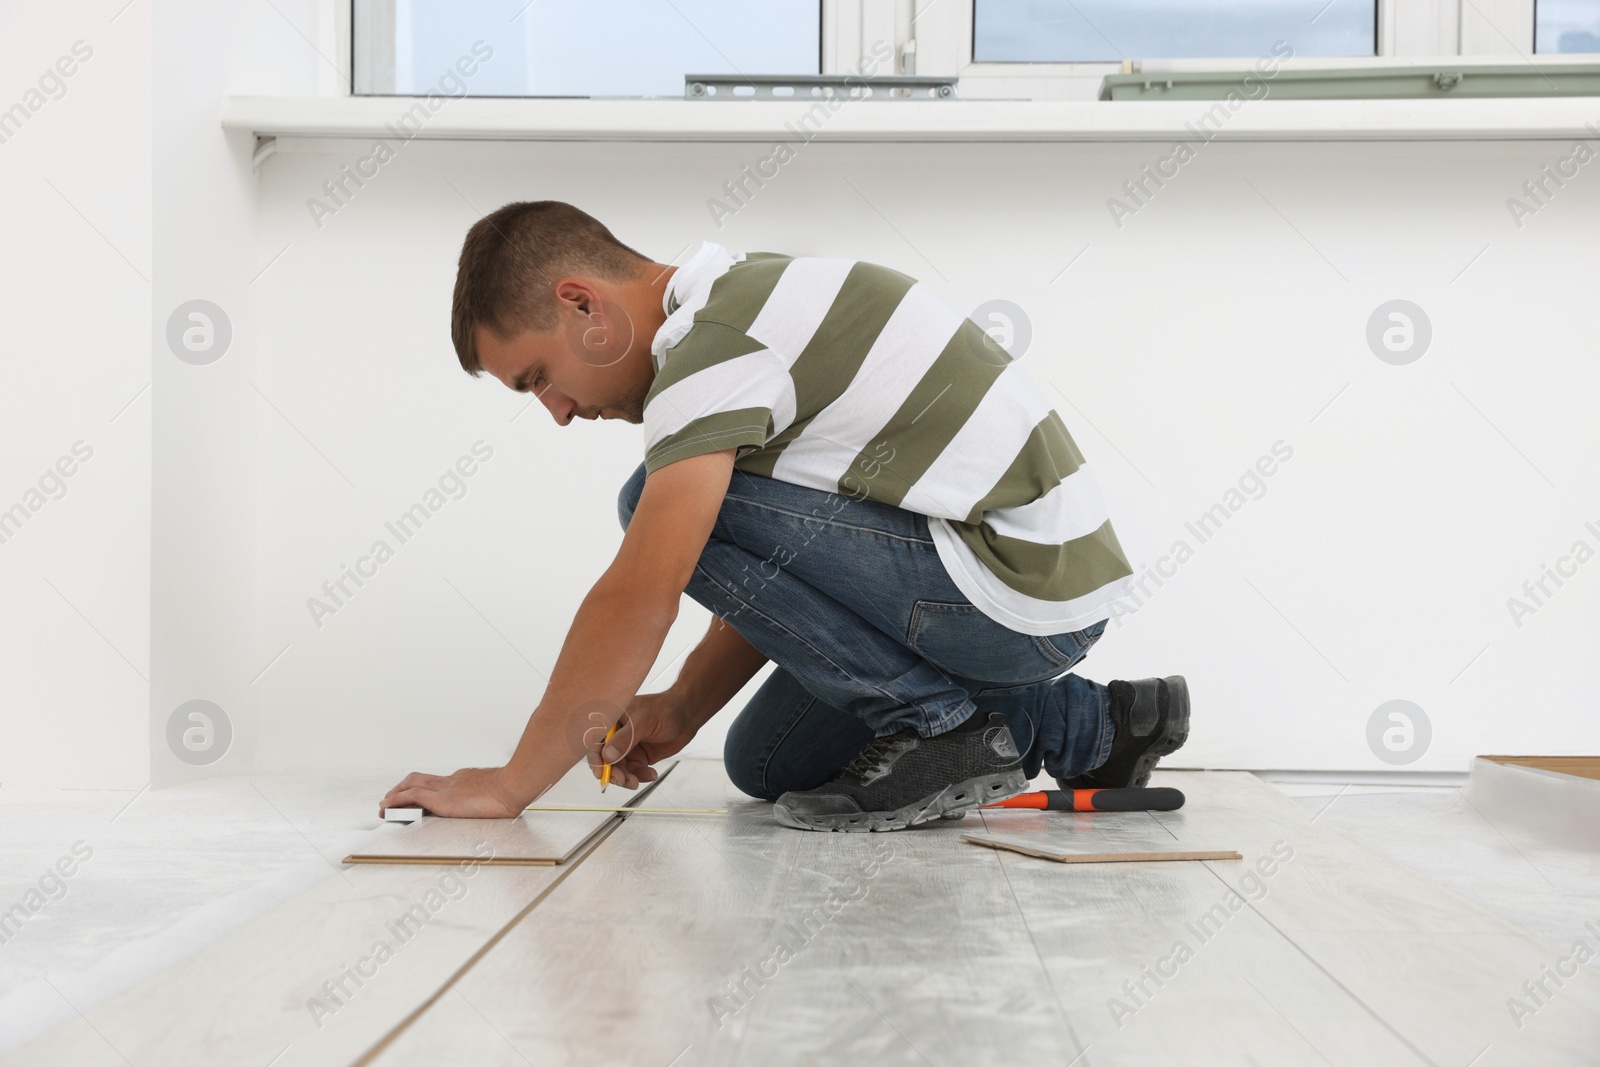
xmin=773 ymin=711 xmax=1028 ymax=832
xmin=1058 ymin=675 xmax=1190 ymax=791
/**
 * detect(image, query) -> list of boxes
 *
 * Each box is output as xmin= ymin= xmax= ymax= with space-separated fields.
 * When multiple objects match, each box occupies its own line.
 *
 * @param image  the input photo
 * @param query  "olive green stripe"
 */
xmin=834 ymin=318 xmax=1010 ymax=508
xmin=646 ymin=322 xmax=769 ymax=402
xmin=752 ymin=262 xmax=919 ymax=473
xmin=694 ymin=256 xmax=793 ymax=333
xmin=962 ymin=410 xmax=1087 ymax=522
xmin=644 ymin=406 xmax=772 ymax=474
xmin=947 ymin=518 xmax=1134 ymax=602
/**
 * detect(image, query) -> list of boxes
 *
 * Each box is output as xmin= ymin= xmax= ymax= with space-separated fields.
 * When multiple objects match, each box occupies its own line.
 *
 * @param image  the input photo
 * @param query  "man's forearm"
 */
xmin=500 ymin=574 xmax=677 ymax=803
xmin=669 ymin=615 xmax=769 ymax=726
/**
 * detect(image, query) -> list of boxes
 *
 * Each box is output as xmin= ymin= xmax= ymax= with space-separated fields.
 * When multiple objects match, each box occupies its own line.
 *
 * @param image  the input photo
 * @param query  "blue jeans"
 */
xmin=617 ymin=462 xmax=1114 ymax=801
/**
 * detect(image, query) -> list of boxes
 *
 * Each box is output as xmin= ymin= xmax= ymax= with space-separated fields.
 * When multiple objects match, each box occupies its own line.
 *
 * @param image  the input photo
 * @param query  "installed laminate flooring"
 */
xmin=0 ymin=766 xmax=638 ymax=1067
xmin=9 ymin=763 xmax=1596 ymax=1066
xmin=367 ymin=761 xmax=1600 ymax=1067
xmin=1284 ymin=783 xmax=1600 ymax=949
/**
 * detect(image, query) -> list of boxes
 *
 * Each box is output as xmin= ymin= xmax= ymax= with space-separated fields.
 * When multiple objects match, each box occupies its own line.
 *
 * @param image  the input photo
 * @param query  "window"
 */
xmin=1536 ymin=0 xmax=1600 ymax=51
xmin=972 ymin=0 xmax=1378 ymax=62
xmin=345 ymin=0 xmax=1592 ymax=105
xmin=353 ymin=0 xmax=822 ymax=97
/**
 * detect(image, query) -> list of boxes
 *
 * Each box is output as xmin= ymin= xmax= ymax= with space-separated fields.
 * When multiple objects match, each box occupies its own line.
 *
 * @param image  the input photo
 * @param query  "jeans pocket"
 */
xmin=907 ymin=600 xmax=1071 ymax=687
xmin=1036 ymin=617 xmax=1107 ymax=665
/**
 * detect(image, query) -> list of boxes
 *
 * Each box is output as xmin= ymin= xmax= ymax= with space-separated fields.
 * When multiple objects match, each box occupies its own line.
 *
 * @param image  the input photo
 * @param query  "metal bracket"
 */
xmin=685 ymin=73 xmax=956 ymax=101
xmin=251 ymin=135 xmax=278 ymax=174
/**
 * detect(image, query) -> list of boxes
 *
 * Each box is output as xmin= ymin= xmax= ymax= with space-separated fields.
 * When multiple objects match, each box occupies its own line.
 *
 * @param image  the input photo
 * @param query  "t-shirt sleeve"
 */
xmin=642 ymin=321 xmax=795 ymax=474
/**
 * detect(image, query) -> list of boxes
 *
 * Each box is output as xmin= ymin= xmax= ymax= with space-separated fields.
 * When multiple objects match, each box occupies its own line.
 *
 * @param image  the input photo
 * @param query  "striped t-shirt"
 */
xmin=643 ymin=240 xmax=1133 ymax=637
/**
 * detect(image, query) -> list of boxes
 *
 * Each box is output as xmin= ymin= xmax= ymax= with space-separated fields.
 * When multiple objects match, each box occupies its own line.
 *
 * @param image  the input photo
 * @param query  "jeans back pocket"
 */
xmin=907 ymin=600 xmax=1092 ymax=687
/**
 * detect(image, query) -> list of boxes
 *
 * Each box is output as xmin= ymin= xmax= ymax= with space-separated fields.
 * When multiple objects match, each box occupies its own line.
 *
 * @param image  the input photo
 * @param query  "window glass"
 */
xmin=973 ymin=0 xmax=1377 ymax=61
xmin=1536 ymin=0 xmax=1600 ymax=52
xmin=361 ymin=0 xmax=822 ymax=97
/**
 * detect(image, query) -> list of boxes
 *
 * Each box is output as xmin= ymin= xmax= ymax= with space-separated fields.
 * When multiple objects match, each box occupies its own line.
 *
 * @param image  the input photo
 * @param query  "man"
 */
xmin=379 ymin=200 xmax=1188 ymax=832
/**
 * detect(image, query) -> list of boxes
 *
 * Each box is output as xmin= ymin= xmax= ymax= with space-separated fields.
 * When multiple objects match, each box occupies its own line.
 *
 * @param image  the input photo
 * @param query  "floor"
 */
xmin=2 ymin=762 xmax=1597 ymax=1067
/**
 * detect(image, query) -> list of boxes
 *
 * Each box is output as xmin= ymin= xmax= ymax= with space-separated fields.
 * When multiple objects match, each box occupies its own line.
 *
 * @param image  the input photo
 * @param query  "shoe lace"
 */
xmin=842 ymin=733 xmax=915 ymax=783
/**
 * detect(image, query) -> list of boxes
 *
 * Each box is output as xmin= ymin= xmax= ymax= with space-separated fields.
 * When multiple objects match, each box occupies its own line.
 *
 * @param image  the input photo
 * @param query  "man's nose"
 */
xmin=539 ymin=389 xmax=577 ymax=426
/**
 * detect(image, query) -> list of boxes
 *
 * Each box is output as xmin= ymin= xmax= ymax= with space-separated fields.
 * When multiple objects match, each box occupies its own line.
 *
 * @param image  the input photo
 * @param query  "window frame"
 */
xmin=343 ymin=0 xmax=1562 ymax=103
xmin=865 ymin=0 xmax=1546 ymax=101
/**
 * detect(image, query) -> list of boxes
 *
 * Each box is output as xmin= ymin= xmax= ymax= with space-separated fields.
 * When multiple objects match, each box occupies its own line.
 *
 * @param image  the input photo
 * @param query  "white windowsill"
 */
xmin=223 ymin=94 xmax=1600 ymax=144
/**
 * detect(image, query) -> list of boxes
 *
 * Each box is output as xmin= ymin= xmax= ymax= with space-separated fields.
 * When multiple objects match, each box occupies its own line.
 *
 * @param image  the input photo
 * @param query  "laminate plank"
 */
xmin=961 ymin=833 xmax=1242 ymax=862
xmin=343 ymin=762 xmax=672 ymax=865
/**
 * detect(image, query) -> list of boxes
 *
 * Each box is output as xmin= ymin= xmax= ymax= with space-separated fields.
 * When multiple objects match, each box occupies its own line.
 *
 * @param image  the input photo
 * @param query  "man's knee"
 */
xmin=723 ymin=715 xmax=780 ymax=802
xmin=616 ymin=462 xmax=647 ymax=531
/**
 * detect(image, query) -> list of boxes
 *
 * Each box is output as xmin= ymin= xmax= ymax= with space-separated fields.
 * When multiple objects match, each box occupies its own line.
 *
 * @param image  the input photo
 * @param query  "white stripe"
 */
xmin=898 ymin=360 xmax=1053 ymax=522
xmin=643 ymin=350 xmax=795 ymax=453
xmin=929 ymin=519 xmax=1131 ymax=636
xmin=744 ymin=257 xmax=854 ymax=368
xmin=651 ymin=242 xmax=744 ymax=367
xmin=771 ymin=281 xmax=964 ymax=489
xmin=983 ymin=464 xmax=1110 ymax=545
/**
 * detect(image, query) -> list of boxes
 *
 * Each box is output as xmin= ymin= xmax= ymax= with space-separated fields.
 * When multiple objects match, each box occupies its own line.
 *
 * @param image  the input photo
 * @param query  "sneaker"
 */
xmin=772 ymin=711 xmax=1028 ymax=832
xmin=1057 ymin=675 xmax=1189 ymax=791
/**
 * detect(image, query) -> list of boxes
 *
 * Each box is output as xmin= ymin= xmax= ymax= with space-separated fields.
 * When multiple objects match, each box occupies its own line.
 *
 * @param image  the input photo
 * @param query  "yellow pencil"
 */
xmin=600 ymin=723 xmax=618 ymax=792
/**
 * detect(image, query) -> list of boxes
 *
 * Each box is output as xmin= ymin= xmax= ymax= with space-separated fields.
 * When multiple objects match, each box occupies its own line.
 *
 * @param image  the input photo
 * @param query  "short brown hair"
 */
xmin=450 ymin=201 xmax=650 ymax=376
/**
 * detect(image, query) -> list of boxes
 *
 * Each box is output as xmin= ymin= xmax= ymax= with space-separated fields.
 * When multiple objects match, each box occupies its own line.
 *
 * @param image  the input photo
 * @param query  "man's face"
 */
xmin=476 ymin=278 xmax=659 ymax=426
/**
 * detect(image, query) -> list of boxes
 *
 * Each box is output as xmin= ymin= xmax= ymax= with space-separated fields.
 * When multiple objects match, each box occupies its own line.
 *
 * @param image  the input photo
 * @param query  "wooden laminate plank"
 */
xmin=961 ymin=833 xmax=1242 ymax=863
xmin=1480 ymin=756 xmax=1600 ymax=781
xmin=343 ymin=763 xmax=672 ymax=865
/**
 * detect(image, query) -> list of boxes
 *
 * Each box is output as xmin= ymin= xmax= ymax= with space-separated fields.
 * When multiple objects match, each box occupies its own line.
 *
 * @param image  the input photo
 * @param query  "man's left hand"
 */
xmin=379 ymin=766 xmax=525 ymax=819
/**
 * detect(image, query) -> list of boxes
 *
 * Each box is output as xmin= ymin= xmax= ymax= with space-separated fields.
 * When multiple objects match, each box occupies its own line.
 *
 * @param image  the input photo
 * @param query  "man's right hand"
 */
xmin=589 ymin=689 xmax=702 ymax=790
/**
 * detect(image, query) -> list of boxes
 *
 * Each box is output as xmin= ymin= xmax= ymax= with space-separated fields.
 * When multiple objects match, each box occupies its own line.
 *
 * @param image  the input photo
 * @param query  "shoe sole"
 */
xmin=1127 ymin=675 xmax=1190 ymax=789
xmin=771 ymin=769 xmax=1029 ymax=833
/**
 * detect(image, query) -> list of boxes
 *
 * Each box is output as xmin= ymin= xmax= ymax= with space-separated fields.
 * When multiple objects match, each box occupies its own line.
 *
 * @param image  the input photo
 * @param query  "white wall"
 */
xmin=148 ymin=0 xmax=337 ymax=789
xmin=0 ymin=2 xmax=150 ymax=789
xmin=245 ymin=134 xmax=1598 ymax=776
